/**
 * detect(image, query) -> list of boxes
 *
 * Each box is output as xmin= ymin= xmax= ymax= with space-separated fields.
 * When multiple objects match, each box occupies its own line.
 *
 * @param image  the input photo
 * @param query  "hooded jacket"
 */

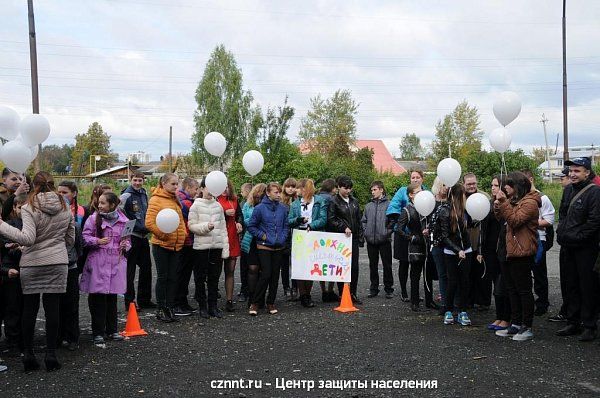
xmin=79 ymin=211 xmax=131 ymax=294
xmin=144 ymin=186 xmax=186 ymax=251
xmin=361 ymin=195 xmax=392 ymax=245
xmin=187 ymin=197 xmax=230 ymax=258
xmin=247 ymin=195 xmax=289 ymax=249
xmin=120 ymin=185 xmax=149 ymax=236
xmin=0 ymin=192 xmax=75 ymax=267
xmin=495 ymin=191 xmax=541 ymax=259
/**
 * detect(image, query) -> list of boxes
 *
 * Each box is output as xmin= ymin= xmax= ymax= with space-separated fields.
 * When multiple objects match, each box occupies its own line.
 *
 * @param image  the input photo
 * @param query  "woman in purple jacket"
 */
xmin=80 ymin=192 xmax=131 ymax=346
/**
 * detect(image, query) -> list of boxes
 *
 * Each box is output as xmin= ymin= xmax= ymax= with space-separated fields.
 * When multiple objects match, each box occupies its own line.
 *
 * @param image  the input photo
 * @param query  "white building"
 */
xmin=127 ymin=151 xmax=151 ymax=164
xmin=538 ymin=146 xmax=598 ymax=178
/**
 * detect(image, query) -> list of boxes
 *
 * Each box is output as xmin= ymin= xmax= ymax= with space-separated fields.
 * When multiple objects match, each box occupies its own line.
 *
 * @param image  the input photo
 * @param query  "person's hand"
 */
xmin=208 ymin=222 xmax=215 ymax=231
xmin=458 ymin=250 xmax=466 ymax=259
xmin=225 ymin=209 xmax=235 ymax=217
xmin=97 ymin=237 xmax=110 ymax=245
xmin=235 ymin=222 xmax=243 ymax=233
xmin=119 ymin=239 xmax=128 ymax=251
xmin=14 ymin=182 xmax=30 ymax=196
xmin=5 ymin=243 xmax=19 ymax=249
xmin=477 ymin=254 xmax=483 ymax=263
xmin=422 ymin=228 xmax=429 ymax=236
xmin=306 ymin=225 xmax=311 ymax=233
xmin=8 ymin=269 xmax=19 ymax=278
xmin=344 ymin=227 xmax=352 ymax=237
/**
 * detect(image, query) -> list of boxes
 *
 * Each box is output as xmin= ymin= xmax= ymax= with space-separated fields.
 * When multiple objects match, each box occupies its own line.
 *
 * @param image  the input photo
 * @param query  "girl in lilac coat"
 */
xmin=80 ymin=192 xmax=130 ymax=346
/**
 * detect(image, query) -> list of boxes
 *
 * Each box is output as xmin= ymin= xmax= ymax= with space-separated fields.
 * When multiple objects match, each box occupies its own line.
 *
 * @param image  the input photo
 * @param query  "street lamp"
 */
xmin=89 ymin=154 xmax=106 ymax=174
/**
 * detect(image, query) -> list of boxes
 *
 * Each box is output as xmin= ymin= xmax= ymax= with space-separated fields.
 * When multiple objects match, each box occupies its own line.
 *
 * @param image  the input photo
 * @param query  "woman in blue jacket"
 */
xmin=288 ymin=179 xmax=328 ymax=308
xmin=247 ymin=183 xmax=289 ymax=315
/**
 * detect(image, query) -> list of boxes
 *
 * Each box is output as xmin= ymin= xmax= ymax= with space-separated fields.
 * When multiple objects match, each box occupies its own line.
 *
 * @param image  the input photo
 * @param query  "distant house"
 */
xmin=537 ymin=146 xmax=598 ymax=178
xmin=85 ymin=160 xmax=172 ymax=181
xmin=395 ymin=160 xmax=428 ymax=173
xmin=298 ymin=139 xmax=407 ymax=175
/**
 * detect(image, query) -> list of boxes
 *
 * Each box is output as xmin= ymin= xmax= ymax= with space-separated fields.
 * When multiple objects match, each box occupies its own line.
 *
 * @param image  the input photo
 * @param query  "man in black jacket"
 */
xmin=327 ymin=176 xmax=363 ymax=304
xmin=555 ymin=157 xmax=600 ymax=342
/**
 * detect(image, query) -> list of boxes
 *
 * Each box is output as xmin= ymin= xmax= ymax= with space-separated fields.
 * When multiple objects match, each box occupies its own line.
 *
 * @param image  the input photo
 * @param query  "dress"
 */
xmin=217 ymin=195 xmax=241 ymax=258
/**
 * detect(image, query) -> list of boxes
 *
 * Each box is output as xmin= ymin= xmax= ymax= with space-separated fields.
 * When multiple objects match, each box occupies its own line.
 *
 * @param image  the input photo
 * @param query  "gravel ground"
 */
xmin=1 ymin=245 xmax=600 ymax=397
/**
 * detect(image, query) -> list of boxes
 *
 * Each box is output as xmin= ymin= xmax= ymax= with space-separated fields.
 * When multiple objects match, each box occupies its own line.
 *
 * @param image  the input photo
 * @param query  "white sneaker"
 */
xmin=496 ymin=325 xmax=520 ymax=337
xmin=512 ymin=327 xmax=534 ymax=341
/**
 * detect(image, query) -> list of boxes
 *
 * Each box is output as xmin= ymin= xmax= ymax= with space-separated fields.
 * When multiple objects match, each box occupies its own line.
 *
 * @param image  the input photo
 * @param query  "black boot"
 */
xmin=208 ymin=306 xmax=223 ymax=318
xmin=197 ymin=303 xmax=209 ymax=319
xmin=167 ymin=307 xmax=180 ymax=322
xmin=156 ymin=307 xmax=175 ymax=323
xmin=44 ymin=350 xmax=61 ymax=372
xmin=23 ymin=350 xmax=40 ymax=372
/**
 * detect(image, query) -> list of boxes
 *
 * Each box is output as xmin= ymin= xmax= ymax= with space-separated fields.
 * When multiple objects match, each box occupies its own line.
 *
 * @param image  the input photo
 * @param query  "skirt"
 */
xmin=20 ymin=264 xmax=68 ymax=294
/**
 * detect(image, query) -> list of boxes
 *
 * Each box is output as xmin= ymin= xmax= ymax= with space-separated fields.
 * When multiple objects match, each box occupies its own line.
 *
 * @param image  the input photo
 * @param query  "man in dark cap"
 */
xmin=555 ymin=157 xmax=600 ymax=341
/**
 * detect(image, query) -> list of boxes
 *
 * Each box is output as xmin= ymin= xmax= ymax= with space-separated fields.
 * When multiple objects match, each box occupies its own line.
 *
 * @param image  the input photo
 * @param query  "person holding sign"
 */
xmin=247 ymin=183 xmax=289 ymax=315
xmin=327 ymin=176 xmax=363 ymax=305
xmin=80 ymin=192 xmax=130 ymax=346
xmin=288 ymin=179 xmax=328 ymax=308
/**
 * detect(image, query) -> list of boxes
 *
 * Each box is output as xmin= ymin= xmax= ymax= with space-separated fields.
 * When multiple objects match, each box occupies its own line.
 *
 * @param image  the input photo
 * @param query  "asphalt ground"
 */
xmin=1 ymin=245 xmax=600 ymax=398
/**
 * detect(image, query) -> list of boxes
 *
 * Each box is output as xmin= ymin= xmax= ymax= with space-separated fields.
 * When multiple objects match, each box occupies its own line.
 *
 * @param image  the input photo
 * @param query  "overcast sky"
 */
xmin=2 ymin=0 xmax=599 ymax=161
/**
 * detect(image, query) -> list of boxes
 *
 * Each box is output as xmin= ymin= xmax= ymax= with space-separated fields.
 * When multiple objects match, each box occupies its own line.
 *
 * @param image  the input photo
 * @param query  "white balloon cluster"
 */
xmin=201 ymin=131 xmax=265 ymax=198
xmin=0 ymin=106 xmax=50 ymax=173
xmin=489 ymin=91 xmax=521 ymax=154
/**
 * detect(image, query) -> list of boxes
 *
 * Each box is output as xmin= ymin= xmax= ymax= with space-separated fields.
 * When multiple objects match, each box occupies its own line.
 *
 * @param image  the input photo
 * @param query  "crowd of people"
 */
xmin=0 ymin=156 xmax=599 ymax=373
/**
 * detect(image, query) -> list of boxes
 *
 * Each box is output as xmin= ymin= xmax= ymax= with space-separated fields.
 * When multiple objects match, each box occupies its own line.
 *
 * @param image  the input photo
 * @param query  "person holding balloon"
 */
xmin=386 ymin=169 xmax=427 ymax=302
xmin=429 ymin=177 xmax=449 ymax=314
xmin=145 ymin=173 xmax=187 ymax=323
xmin=188 ymin=177 xmax=230 ymax=319
xmin=493 ymin=172 xmax=541 ymax=341
xmin=217 ymin=179 xmax=243 ymax=313
xmin=438 ymin=183 xmax=474 ymax=327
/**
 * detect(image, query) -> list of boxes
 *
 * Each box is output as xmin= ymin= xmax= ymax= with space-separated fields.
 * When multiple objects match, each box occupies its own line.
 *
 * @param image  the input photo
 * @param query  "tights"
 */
xmin=22 ymin=293 xmax=60 ymax=353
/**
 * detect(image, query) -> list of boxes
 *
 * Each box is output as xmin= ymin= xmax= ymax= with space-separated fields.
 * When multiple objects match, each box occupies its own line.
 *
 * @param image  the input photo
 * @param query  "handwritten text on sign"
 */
xmin=291 ymin=230 xmax=352 ymax=282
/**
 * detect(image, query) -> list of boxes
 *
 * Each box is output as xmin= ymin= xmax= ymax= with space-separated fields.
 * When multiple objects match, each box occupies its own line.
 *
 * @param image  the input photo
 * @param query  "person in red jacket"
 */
xmin=217 ymin=179 xmax=243 ymax=312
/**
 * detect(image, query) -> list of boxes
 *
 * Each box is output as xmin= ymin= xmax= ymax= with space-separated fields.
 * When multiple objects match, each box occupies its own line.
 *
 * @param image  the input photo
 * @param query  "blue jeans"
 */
xmin=432 ymin=247 xmax=447 ymax=306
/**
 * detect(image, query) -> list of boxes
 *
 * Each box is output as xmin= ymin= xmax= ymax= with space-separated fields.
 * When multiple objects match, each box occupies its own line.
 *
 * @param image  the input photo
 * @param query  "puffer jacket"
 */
xmin=288 ymin=194 xmax=328 ymax=231
xmin=361 ymin=195 xmax=392 ymax=245
xmin=0 ymin=192 xmax=75 ymax=267
xmin=495 ymin=191 xmax=541 ymax=259
xmin=145 ymin=187 xmax=186 ymax=251
xmin=79 ymin=211 xmax=131 ymax=294
xmin=120 ymin=185 xmax=149 ymax=236
xmin=327 ymin=194 xmax=363 ymax=242
xmin=556 ymin=178 xmax=600 ymax=247
xmin=437 ymin=204 xmax=472 ymax=254
xmin=247 ymin=195 xmax=289 ymax=249
xmin=188 ymin=197 xmax=229 ymax=258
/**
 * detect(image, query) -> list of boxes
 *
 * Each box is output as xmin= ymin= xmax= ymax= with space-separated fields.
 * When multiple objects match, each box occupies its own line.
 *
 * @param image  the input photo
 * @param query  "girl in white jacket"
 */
xmin=188 ymin=178 xmax=229 ymax=319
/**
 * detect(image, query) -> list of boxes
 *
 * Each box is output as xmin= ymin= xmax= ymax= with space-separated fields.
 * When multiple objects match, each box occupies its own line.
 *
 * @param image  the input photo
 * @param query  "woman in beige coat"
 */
xmin=0 ymin=171 xmax=75 ymax=372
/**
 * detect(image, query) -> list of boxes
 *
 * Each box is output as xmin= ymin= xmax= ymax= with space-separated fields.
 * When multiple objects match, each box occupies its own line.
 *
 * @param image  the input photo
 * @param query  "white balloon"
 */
xmin=466 ymin=192 xmax=491 ymax=221
xmin=19 ymin=114 xmax=51 ymax=147
xmin=0 ymin=106 xmax=21 ymax=140
xmin=493 ymin=91 xmax=521 ymax=127
xmin=414 ymin=190 xmax=436 ymax=217
xmin=436 ymin=158 xmax=462 ymax=187
xmin=30 ymin=144 xmax=39 ymax=161
xmin=203 ymin=131 xmax=227 ymax=157
xmin=1 ymin=140 xmax=33 ymax=173
xmin=205 ymin=170 xmax=228 ymax=197
xmin=242 ymin=150 xmax=264 ymax=176
xmin=489 ymin=127 xmax=512 ymax=153
xmin=155 ymin=208 xmax=180 ymax=234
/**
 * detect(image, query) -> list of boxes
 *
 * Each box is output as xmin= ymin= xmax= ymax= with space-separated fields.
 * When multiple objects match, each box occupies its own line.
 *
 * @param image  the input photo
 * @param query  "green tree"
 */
xmin=430 ymin=100 xmax=483 ymax=164
xmin=71 ymin=122 xmax=114 ymax=175
xmin=398 ymin=132 xmax=423 ymax=160
xmin=192 ymin=44 xmax=256 ymax=169
xmin=40 ymin=144 xmax=73 ymax=173
xmin=531 ymin=146 xmax=548 ymax=166
xmin=298 ymin=89 xmax=358 ymax=155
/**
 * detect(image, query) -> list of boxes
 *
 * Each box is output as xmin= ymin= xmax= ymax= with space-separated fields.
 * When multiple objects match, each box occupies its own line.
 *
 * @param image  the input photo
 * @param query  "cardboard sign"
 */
xmin=291 ymin=230 xmax=352 ymax=282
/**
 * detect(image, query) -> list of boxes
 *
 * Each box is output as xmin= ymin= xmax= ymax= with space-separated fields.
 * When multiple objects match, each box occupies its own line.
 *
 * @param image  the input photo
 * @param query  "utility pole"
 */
xmin=27 ymin=0 xmax=41 ymax=171
xmin=562 ymin=0 xmax=569 ymax=161
xmin=169 ymin=126 xmax=173 ymax=171
xmin=540 ymin=114 xmax=552 ymax=182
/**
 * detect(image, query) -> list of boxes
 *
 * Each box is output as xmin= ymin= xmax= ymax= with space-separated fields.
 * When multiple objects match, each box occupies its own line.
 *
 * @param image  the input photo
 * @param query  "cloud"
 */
xmin=1 ymin=0 xmax=599 ymax=161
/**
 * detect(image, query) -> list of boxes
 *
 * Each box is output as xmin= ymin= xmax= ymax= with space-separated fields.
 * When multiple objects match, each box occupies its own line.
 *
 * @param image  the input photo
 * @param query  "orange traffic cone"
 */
xmin=120 ymin=302 xmax=148 ymax=337
xmin=334 ymin=283 xmax=358 ymax=313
